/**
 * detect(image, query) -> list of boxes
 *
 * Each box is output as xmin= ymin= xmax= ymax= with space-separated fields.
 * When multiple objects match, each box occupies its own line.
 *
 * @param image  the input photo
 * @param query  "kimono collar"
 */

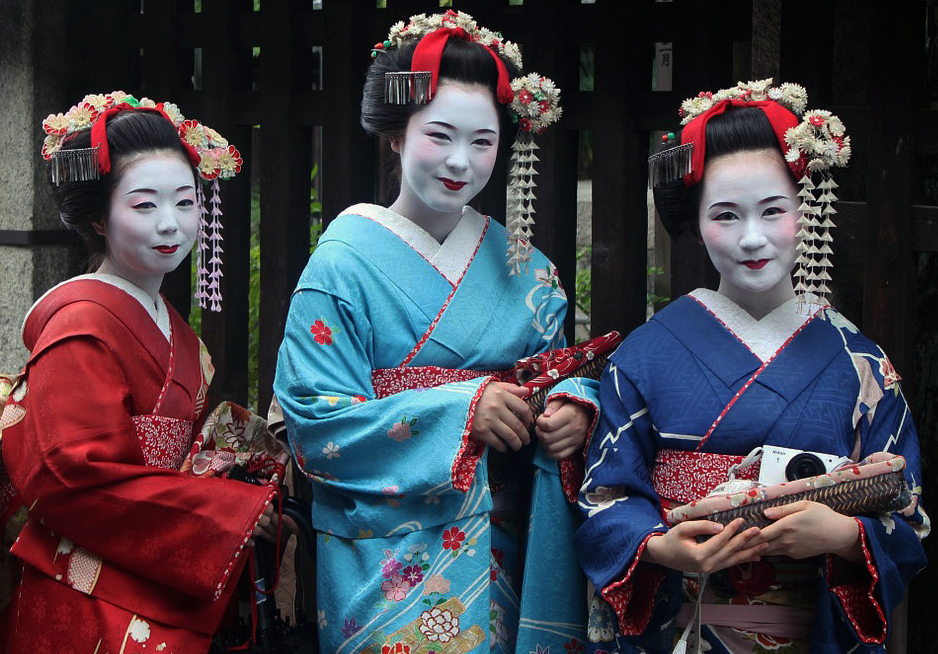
xmin=688 ymin=289 xmax=813 ymax=363
xmin=342 ymin=203 xmax=487 ymax=285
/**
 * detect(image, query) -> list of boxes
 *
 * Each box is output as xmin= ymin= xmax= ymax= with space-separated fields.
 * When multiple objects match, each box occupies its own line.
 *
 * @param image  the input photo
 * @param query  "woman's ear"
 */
xmin=91 ymin=220 xmax=106 ymax=238
xmin=389 ymin=136 xmax=403 ymax=154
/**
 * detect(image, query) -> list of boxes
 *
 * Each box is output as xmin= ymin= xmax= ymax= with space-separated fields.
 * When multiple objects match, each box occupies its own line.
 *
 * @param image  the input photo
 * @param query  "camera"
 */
xmin=758 ymin=445 xmax=852 ymax=485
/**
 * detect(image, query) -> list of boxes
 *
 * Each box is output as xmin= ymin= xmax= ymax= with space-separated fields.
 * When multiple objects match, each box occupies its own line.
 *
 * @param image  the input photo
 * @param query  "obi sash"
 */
xmin=372 ymin=366 xmax=496 ymax=397
xmin=652 ymin=448 xmax=760 ymax=511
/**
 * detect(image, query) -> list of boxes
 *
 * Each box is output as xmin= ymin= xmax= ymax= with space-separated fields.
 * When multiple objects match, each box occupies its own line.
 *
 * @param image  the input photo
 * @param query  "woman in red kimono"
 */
xmin=0 ymin=93 xmax=280 ymax=654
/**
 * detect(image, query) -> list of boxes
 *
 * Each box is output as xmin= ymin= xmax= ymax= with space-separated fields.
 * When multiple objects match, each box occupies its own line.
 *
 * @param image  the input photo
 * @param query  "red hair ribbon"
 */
xmin=90 ymin=104 xmax=201 ymax=175
xmin=680 ymin=99 xmax=804 ymax=186
xmin=411 ymin=27 xmax=514 ymax=105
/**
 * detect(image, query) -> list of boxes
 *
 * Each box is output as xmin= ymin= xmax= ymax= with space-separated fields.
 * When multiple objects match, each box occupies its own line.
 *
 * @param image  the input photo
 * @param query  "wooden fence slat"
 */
xmin=199 ymin=0 xmax=254 ymax=408
xmin=590 ymin=0 xmax=653 ymax=338
xmin=257 ymin=0 xmax=314 ymax=415
xmin=864 ymin=0 xmax=921 ymax=401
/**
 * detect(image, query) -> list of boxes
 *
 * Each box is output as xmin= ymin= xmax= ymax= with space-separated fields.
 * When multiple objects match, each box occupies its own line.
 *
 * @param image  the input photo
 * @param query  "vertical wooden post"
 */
xmin=258 ymin=0 xmax=313 ymax=415
xmin=590 ymin=0 xmax=652 ymax=337
xmin=200 ymin=0 xmax=254 ymax=408
xmin=864 ymin=0 xmax=920 ymax=394
xmin=320 ymin=0 xmax=377 ymax=227
xmin=524 ymin=0 xmax=581 ymax=342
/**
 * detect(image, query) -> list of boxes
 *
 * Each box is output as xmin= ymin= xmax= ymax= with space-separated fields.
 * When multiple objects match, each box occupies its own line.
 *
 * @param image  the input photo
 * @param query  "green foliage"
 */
xmin=574 ymin=247 xmax=591 ymax=316
xmin=646 ymin=265 xmax=670 ymax=308
xmin=246 ymin=164 xmax=323 ymax=408
xmin=573 ymin=249 xmax=671 ymax=325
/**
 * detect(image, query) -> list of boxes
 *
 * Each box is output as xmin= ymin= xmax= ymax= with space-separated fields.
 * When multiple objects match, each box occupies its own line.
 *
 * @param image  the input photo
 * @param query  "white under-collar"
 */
xmin=688 ymin=288 xmax=814 ymax=363
xmin=342 ymin=203 xmax=487 ymax=285
xmin=27 ymin=273 xmax=171 ymax=341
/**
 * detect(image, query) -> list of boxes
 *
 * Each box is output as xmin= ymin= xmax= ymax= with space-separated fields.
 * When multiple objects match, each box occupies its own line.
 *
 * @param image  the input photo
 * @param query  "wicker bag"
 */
xmin=666 ymin=452 xmax=911 ymax=530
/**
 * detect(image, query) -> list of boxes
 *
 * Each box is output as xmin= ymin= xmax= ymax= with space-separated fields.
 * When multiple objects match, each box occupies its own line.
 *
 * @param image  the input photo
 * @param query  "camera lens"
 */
xmin=785 ymin=453 xmax=826 ymax=481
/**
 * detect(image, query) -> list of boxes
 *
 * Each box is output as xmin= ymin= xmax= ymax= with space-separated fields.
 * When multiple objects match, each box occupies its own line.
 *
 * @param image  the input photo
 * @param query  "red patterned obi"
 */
xmin=132 ymin=415 xmax=193 ymax=470
xmin=372 ymin=366 xmax=498 ymax=397
xmin=652 ymin=449 xmax=760 ymax=517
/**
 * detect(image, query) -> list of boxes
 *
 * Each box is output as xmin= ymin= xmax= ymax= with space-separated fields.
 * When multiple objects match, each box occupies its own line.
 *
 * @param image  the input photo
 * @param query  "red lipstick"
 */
xmin=440 ymin=178 xmax=467 ymax=191
xmin=154 ymin=245 xmax=179 ymax=255
xmin=743 ymin=259 xmax=769 ymax=270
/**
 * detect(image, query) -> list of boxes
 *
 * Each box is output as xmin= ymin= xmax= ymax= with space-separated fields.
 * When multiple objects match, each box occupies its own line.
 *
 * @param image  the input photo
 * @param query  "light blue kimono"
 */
xmin=274 ymin=204 xmax=598 ymax=654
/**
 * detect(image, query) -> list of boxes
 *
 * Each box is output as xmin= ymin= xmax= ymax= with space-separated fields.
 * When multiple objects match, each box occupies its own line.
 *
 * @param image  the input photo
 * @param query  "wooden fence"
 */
xmin=26 ymin=1 xmax=936 ymax=649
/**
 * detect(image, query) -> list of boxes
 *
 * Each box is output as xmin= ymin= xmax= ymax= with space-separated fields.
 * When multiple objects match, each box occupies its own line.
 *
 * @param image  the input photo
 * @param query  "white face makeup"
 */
xmin=390 ymin=82 xmax=500 ymax=242
xmin=697 ymin=149 xmax=800 ymax=318
xmin=97 ymin=152 xmax=199 ymax=301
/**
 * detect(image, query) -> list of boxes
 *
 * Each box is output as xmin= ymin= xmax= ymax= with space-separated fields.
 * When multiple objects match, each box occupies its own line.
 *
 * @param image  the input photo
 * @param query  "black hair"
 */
xmin=653 ymin=106 xmax=793 ymax=238
xmin=50 ymin=110 xmax=195 ymax=270
xmin=361 ymin=36 xmax=521 ymax=161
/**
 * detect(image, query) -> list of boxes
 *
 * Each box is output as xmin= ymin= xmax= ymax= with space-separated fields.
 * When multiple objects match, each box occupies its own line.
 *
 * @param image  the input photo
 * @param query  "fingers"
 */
xmin=694 ymin=519 xmax=767 ymax=570
xmin=499 ymin=382 xmax=532 ymax=400
xmin=536 ymin=431 xmax=583 ymax=460
xmin=490 ymin=415 xmax=527 ymax=451
xmin=469 ymin=383 xmax=534 ymax=452
xmin=535 ymin=401 xmax=589 ymax=459
xmin=497 ymin=387 xmax=533 ymax=429
xmin=644 ymin=519 xmax=766 ymax=573
xmin=762 ymin=500 xmax=810 ymax=521
xmin=539 ymin=398 xmax=563 ymax=419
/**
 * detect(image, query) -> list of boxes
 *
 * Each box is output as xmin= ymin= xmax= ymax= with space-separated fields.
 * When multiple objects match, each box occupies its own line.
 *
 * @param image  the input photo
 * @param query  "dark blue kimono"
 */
xmin=576 ymin=290 xmax=927 ymax=653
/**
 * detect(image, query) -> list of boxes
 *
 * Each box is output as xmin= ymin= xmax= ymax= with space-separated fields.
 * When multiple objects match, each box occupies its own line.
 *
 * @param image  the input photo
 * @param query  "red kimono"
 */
xmin=0 ymin=279 xmax=274 ymax=654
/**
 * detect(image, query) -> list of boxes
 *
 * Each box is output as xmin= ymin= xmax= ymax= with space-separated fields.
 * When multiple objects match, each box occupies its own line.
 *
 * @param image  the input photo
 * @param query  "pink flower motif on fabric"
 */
xmin=382 ymin=558 xmax=402 ymax=579
xmin=311 ymin=319 xmax=333 ymax=345
xmin=879 ymin=357 xmax=901 ymax=392
xmin=381 ymin=574 xmax=410 ymax=601
xmin=387 ymin=417 xmax=419 ymax=442
xmin=422 ymin=574 xmax=451 ymax=595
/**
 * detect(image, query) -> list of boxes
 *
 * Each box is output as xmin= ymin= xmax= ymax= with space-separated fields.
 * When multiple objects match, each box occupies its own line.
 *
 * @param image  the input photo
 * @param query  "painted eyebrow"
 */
xmin=707 ymin=194 xmax=791 ymax=210
xmin=425 ymin=120 xmax=497 ymax=134
xmin=706 ymin=201 xmax=739 ymax=210
xmin=125 ymin=185 xmax=195 ymax=196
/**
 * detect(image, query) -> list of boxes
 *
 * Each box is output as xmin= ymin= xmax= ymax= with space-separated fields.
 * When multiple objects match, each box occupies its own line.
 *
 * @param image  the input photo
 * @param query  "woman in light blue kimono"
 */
xmin=576 ymin=81 xmax=928 ymax=653
xmin=274 ymin=11 xmax=598 ymax=654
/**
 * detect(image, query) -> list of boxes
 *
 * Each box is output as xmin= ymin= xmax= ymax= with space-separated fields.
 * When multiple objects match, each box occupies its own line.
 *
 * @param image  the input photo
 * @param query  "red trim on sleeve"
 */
xmin=828 ymin=519 xmax=887 ymax=644
xmin=546 ymin=392 xmax=598 ymax=503
xmin=451 ymin=377 xmax=495 ymax=492
xmin=601 ymin=532 xmax=668 ymax=635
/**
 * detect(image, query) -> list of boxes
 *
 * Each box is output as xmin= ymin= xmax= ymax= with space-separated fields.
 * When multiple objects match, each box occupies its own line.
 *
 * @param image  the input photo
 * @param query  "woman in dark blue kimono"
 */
xmin=576 ymin=80 xmax=928 ymax=653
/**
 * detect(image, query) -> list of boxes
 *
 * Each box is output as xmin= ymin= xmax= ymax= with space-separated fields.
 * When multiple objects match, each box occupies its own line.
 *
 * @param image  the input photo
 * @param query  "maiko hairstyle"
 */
xmin=653 ymin=106 xmax=792 ymax=238
xmin=51 ymin=110 xmax=195 ymax=269
xmin=361 ymin=36 xmax=521 ymax=158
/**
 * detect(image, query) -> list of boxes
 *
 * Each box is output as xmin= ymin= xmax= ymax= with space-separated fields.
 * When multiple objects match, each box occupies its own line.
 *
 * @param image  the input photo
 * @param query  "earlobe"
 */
xmin=91 ymin=220 xmax=106 ymax=237
xmin=389 ymin=136 xmax=402 ymax=154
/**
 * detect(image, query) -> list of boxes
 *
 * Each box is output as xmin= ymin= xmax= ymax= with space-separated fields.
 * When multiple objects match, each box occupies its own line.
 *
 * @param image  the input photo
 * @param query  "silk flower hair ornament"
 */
xmin=42 ymin=91 xmax=243 ymax=312
xmin=375 ymin=10 xmax=563 ymax=275
xmin=647 ymin=79 xmax=852 ymax=311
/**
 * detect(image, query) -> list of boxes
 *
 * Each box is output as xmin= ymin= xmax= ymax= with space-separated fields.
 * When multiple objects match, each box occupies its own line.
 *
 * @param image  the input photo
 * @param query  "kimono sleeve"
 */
xmin=824 ymin=351 xmax=928 ymax=646
xmin=3 ymin=307 xmax=274 ymax=603
xmin=574 ymin=351 xmax=671 ymax=635
xmin=273 ymin=260 xmax=493 ymax=506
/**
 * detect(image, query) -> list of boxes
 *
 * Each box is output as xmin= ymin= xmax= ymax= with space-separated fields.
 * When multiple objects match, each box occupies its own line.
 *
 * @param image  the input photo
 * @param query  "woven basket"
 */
xmin=667 ymin=453 xmax=911 ymax=530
